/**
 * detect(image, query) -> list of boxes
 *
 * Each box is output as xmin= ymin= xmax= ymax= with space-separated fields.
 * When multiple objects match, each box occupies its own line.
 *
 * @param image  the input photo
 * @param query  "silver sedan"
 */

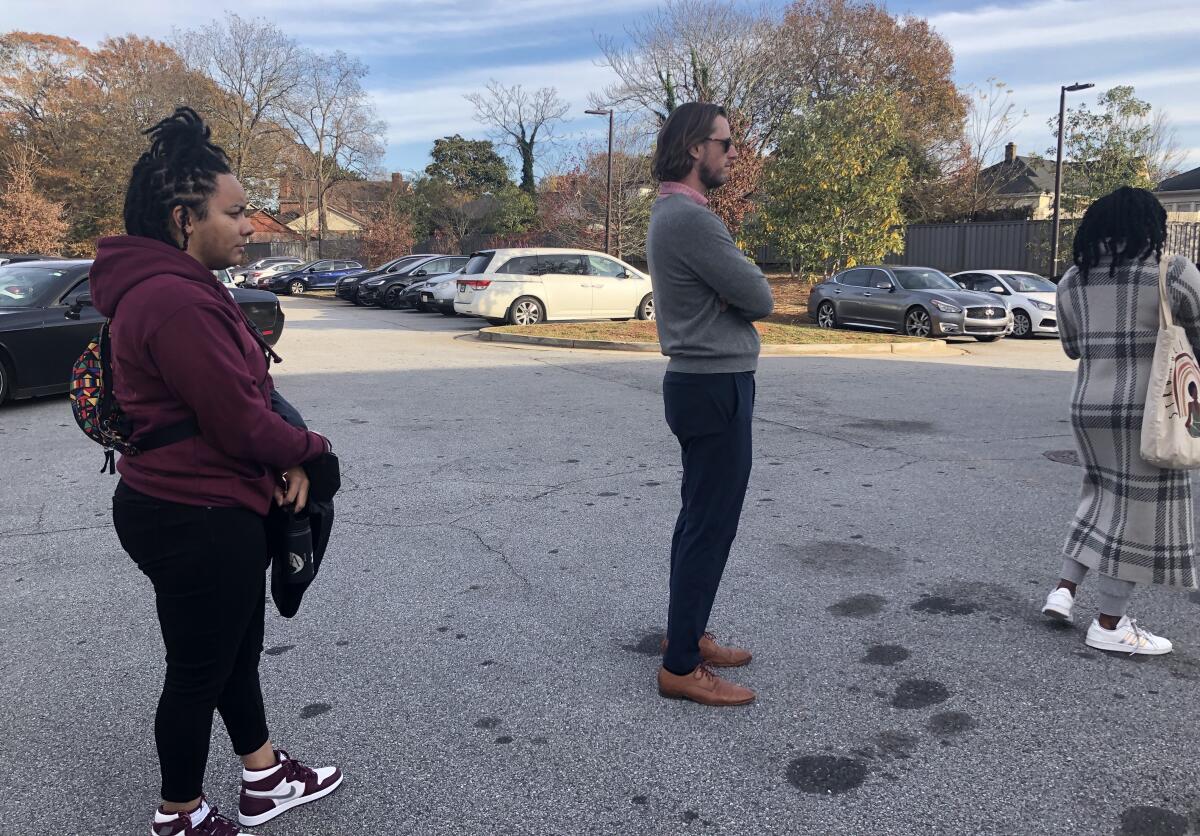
xmin=808 ymin=265 xmax=1013 ymax=341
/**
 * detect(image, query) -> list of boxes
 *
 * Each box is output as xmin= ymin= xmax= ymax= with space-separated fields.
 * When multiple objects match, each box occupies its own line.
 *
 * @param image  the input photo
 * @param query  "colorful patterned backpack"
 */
xmin=69 ymin=320 xmax=196 ymax=473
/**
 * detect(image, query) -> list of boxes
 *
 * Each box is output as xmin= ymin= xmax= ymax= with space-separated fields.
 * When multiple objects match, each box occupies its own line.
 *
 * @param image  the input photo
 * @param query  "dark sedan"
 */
xmin=334 ymin=254 xmax=431 ymax=302
xmin=360 ymin=255 xmax=470 ymax=308
xmin=256 ymin=258 xmax=363 ymax=295
xmin=0 ymin=260 xmax=285 ymax=404
xmin=807 ymin=265 xmax=1013 ymax=341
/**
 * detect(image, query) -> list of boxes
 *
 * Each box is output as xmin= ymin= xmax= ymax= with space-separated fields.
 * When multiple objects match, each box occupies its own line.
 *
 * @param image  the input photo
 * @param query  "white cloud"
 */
xmin=369 ymin=57 xmax=617 ymax=149
xmin=927 ymin=0 xmax=1200 ymax=56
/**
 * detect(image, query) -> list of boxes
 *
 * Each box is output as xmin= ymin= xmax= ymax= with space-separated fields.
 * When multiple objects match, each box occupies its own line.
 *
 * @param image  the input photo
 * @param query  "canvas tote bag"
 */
xmin=1140 ymin=255 xmax=1200 ymax=468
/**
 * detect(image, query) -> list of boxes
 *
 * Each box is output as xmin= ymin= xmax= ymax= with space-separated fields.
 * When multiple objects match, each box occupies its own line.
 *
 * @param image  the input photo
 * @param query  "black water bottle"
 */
xmin=283 ymin=510 xmax=315 ymax=585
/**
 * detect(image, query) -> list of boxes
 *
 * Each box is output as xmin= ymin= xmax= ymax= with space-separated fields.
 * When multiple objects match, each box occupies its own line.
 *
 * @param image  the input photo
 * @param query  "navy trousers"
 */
xmin=662 ymin=370 xmax=755 ymax=675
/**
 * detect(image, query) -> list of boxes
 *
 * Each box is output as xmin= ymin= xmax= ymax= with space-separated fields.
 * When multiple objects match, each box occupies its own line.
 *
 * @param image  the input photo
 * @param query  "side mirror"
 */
xmin=988 ymin=286 xmax=1005 ymax=294
xmin=65 ymin=293 xmax=93 ymax=319
xmin=874 ymin=280 xmax=893 ymax=290
xmin=413 ymin=269 xmax=428 ymax=276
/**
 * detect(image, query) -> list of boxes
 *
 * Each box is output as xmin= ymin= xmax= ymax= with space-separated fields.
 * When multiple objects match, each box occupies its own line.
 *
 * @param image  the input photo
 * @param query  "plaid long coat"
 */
xmin=1059 ymin=253 xmax=1200 ymax=588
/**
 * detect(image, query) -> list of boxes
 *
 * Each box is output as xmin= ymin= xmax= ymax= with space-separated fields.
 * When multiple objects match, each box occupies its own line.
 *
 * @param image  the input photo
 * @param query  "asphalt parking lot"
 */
xmin=2 ymin=298 xmax=1199 ymax=836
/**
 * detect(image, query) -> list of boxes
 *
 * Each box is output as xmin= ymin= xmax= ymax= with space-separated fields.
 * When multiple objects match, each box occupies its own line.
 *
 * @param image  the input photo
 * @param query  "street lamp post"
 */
xmin=1051 ymin=82 xmax=1095 ymax=278
xmin=585 ymin=108 xmax=614 ymax=254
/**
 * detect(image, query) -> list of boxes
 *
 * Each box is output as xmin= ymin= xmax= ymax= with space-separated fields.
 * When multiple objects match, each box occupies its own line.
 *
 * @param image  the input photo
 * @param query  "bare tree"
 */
xmin=961 ymin=79 xmax=1025 ymax=218
xmin=593 ymin=0 xmax=782 ymax=151
xmin=465 ymin=81 xmax=568 ymax=194
xmin=172 ymin=14 xmax=300 ymax=201
xmin=280 ymin=50 xmax=384 ymax=256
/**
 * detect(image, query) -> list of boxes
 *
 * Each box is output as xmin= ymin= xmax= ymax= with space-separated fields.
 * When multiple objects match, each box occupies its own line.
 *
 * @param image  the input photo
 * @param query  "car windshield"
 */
xmin=0 ymin=265 xmax=71 ymax=307
xmin=893 ymin=268 xmax=959 ymax=291
xmin=1004 ymin=273 xmax=1056 ymax=293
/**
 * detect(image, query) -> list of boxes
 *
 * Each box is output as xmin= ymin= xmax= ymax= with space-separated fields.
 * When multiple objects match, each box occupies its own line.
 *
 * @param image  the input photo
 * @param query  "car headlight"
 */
xmin=1031 ymin=300 xmax=1055 ymax=311
xmin=931 ymin=300 xmax=961 ymax=313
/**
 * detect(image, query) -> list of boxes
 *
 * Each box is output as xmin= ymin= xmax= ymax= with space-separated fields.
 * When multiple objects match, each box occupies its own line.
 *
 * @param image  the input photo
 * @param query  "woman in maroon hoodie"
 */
xmin=92 ymin=108 xmax=343 ymax=836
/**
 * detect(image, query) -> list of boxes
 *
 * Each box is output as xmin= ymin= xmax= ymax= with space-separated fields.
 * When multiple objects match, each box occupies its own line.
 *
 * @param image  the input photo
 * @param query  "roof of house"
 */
xmin=979 ymin=156 xmax=1084 ymax=196
xmin=1158 ymin=165 xmax=1200 ymax=192
xmin=247 ymin=208 xmax=298 ymax=236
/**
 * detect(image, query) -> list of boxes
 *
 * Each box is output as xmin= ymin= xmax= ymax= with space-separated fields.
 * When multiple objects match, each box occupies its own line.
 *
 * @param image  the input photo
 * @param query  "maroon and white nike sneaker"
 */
xmin=152 ymin=797 xmax=247 ymax=835
xmin=238 ymin=749 xmax=343 ymax=827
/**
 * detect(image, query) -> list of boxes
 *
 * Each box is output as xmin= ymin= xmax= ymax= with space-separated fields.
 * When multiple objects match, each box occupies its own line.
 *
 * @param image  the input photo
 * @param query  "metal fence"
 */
xmin=884 ymin=221 xmax=1200 ymax=276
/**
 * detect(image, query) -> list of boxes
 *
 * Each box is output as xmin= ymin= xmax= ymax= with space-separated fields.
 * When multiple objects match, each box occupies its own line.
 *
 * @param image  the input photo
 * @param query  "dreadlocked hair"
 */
xmin=123 ymin=107 xmax=231 ymax=251
xmin=1071 ymin=186 xmax=1167 ymax=281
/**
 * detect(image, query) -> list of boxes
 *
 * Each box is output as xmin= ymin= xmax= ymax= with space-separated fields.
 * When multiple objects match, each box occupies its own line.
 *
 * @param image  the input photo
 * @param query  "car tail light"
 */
xmin=459 ymin=279 xmax=491 ymax=290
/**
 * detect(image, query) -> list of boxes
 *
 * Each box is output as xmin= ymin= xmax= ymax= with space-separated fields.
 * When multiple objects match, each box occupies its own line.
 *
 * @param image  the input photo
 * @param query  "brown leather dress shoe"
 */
xmin=660 ymin=632 xmax=753 ymax=668
xmin=657 ymin=664 xmax=756 ymax=706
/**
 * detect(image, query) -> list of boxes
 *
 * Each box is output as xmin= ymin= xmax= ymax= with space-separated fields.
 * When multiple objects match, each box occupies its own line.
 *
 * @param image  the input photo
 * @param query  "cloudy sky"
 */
xmin=6 ymin=0 xmax=1199 ymax=180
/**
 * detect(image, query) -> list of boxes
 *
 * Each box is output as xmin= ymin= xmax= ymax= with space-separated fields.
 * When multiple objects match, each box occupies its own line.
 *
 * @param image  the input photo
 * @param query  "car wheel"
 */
xmin=637 ymin=293 xmax=655 ymax=321
xmin=382 ymin=286 xmax=402 ymax=309
xmin=904 ymin=307 xmax=932 ymax=338
xmin=1012 ymin=310 xmax=1032 ymax=338
xmin=508 ymin=296 xmax=546 ymax=326
xmin=289 ymin=279 xmax=306 ymax=295
xmin=816 ymin=301 xmax=837 ymax=329
xmin=0 ymin=354 xmax=11 ymax=405
xmin=975 ymin=335 xmax=1000 ymax=342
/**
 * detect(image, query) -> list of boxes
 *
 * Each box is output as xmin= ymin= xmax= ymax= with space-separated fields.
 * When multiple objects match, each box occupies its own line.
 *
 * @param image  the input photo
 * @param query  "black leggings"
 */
xmin=113 ymin=481 xmax=271 ymax=802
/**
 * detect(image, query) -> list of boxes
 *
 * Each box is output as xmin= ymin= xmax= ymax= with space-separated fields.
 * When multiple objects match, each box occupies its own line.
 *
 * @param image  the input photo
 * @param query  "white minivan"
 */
xmin=950 ymin=270 xmax=1058 ymax=338
xmin=453 ymin=248 xmax=655 ymax=326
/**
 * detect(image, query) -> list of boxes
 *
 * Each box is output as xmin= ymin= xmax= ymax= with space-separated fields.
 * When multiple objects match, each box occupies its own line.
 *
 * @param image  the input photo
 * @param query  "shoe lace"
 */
xmin=1124 ymin=615 xmax=1151 ymax=655
xmin=695 ymin=662 xmax=718 ymax=682
xmin=701 ymin=631 xmax=716 ymax=643
xmin=277 ymin=749 xmax=317 ymax=785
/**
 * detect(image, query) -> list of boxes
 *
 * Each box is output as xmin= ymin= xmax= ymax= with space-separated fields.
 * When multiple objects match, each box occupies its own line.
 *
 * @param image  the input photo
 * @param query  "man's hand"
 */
xmin=274 ymin=465 xmax=310 ymax=510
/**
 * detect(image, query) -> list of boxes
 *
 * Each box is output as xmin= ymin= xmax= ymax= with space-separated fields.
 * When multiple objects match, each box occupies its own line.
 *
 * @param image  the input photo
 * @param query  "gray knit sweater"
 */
xmin=645 ymin=193 xmax=774 ymax=373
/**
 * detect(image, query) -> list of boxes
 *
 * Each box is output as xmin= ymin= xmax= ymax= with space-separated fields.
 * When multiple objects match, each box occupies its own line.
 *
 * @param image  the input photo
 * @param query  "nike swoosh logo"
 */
xmin=244 ymin=784 xmax=302 ymax=802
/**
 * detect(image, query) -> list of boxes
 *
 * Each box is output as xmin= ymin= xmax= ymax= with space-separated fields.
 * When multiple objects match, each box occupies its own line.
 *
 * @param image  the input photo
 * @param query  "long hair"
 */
xmin=123 ymin=107 xmax=231 ymax=250
xmin=1071 ymin=186 xmax=1167 ymax=281
xmin=651 ymin=102 xmax=727 ymax=183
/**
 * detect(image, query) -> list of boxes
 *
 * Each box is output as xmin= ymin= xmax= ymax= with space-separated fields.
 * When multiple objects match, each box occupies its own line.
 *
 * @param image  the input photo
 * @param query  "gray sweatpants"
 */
xmin=1060 ymin=558 xmax=1135 ymax=617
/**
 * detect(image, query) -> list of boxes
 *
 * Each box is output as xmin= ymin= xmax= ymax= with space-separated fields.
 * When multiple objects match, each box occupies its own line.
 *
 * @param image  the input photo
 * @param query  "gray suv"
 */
xmin=808 ymin=265 xmax=1012 ymax=341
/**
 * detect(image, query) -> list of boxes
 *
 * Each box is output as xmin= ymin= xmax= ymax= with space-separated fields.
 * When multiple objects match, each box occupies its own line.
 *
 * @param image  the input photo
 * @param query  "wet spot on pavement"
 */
xmin=632 ymin=796 xmax=648 ymax=805
xmin=455 ymin=633 xmax=466 ymax=639
xmin=928 ymin=711 xmax=977 ymax=737
xmin=1119 ymin=806 xmax=1189 ymax=836
xmin=481 ymin=660 xmax=495 ymax=667
xmin=642 ymin=481 xmax=661 ymax=487
xmin=265 ymin=645 xmax=294 ymax=656
xmin=844 ymin=419 xmax=936 ymax=434
xmin=682 ymin=810 xmax=699 ymax=822
xmin=622 ymin=632 xmax=666 ymax=654
xmin=348 ymin=418 xmax=369 ymax=424
xmin=436 ymin=626 xmax=450 ymax=633
xmin=494 ymin=736 xmax=513 ymax=744
xmin=911 ymin=595 xmax=978 ymax=616
xmin=891 ymin=679 xmax=950 ymax=709
xmin=468 ymin=584 xmax=482 ymax=590
xmin=828 ymin=594 xmax=886 ymax=618
xmin=862 ymin=644 xmax=910 ymax=666
xmin=786 ymin=755 xmax=868 ymax=794
xmin=564 ymin=459 xmax=580 ymax=463
xmin=474 ymin=717 xmax=501 ymax=729
xmin=779 ymin=540 xmax=902 ymax=576
xmin=336 ymin=640 xmax=350 ymax=647
xmin=300 ymin=702 xmax=331 ymax=719
xmin=1044 ymin=449 xmax=1080 ymax=466
xmin=597 ymin=491 xmax=619 ymax=497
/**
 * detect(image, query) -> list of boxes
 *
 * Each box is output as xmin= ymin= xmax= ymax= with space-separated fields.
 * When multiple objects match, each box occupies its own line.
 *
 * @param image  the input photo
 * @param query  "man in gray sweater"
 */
xmin=646 ymin=102 xmax=774 ymax=706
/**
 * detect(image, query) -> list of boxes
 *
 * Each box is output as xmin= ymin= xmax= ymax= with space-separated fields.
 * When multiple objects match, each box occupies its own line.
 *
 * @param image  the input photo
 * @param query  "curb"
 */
xmin=476 ymin=328 xmax=954 ymax=356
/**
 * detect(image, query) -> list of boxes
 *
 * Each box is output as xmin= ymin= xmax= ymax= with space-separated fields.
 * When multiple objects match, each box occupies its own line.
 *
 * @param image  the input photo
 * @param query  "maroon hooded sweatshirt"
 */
xmin=91 ymin=236 xmax=326 ymax=515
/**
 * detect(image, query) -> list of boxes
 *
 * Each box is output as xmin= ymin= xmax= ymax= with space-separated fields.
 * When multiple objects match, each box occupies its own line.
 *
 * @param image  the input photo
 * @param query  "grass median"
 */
xmin=490 ymin=319 xmax=921 ymax=345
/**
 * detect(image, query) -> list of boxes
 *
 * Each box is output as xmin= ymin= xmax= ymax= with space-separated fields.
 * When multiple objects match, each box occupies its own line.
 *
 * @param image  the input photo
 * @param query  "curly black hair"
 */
xmin=122 ymin=107 xmax=231 ymax=250
xmin=1071 ymin=186 xmax=1167 ymax=280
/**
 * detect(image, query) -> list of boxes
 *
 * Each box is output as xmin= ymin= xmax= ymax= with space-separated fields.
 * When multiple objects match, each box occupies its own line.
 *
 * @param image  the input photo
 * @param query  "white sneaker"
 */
xmin=1085 ymin=616 xmax=1173 ymax=655
xmin=1041 ymin=587 xmax=1074 ymax=622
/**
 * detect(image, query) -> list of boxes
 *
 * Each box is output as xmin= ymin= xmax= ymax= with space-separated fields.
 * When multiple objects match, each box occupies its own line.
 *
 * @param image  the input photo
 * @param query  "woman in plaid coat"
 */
xmin=1041 ymin=187 xmax=1200 ymax=655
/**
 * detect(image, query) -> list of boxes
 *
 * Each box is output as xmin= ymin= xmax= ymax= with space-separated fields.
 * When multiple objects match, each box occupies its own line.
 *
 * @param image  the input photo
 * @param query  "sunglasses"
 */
xmin=703 ymin=137 xmax=734 ymax=153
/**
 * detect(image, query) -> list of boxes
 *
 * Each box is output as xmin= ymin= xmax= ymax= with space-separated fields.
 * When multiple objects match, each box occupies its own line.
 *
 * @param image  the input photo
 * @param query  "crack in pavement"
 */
xmin=447 ymin=521 xmax=531 ymax=589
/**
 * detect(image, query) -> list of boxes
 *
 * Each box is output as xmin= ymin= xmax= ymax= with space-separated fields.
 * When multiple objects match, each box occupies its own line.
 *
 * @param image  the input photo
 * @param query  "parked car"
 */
xmin=262 ymin=259 xmax=363 ymax=295
xmin=0 ymin=260 xmax=284 ymax=404
xmin=335 ymin=254 xmax=433 ymax=302
xmin=244 ymin=260 xmax=304 ymax=287
xmin=452 ymin=249 xmax=654 ymax=325
xmin=232 ymin=256 xmax=301 ymax=283
xmin=807 ymin=265 xmax=1012 ymax=341
xmin=0 ymin=253 xmax=51 ymax=267
xmin=950 ymin=270 xmax=1058 ymax=338
xmin=397 ymin=277 xmax=437 ymax=311
xmin=363 ymin=255 xmax=470 ymax=308
xmin=424 ymin=270 xmax=467 ymax=315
